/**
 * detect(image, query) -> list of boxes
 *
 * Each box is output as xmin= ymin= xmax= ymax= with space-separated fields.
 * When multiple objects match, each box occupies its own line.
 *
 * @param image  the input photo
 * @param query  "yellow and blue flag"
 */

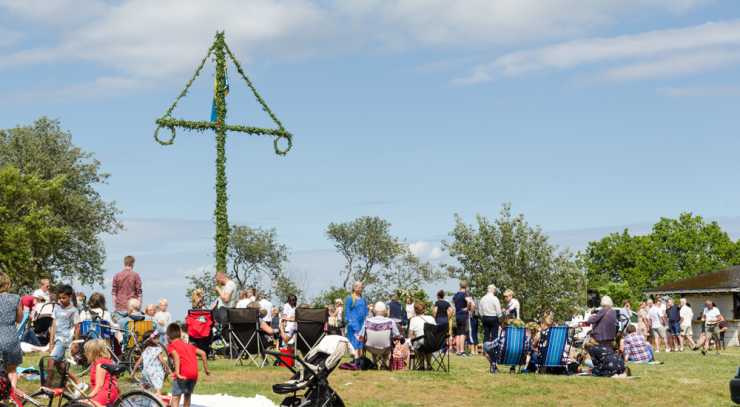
xmin=210 ymin=73 xmax=229 ymax=122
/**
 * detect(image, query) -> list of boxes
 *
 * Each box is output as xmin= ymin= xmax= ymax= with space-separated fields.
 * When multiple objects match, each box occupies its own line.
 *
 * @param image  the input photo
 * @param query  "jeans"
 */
xmin=481 ymin=316 xmax=499 ymax=343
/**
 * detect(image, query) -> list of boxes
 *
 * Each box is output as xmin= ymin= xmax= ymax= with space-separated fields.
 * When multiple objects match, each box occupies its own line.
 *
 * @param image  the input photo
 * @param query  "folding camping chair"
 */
xmin=186 ymin=309 xmax=214 ymax=356
xmin=537 ymin=325 xmax=571 ymax=374
xmin=126 ymin=319 xmax=155 ymax=350
xmin=362 ymin=319 xmax=394 ymax=370
xmin=411 ymin=323 xmax=450 ymax=372
xmin=295 ymin=308 xmax=327 ymax=355
xmin=226 ymin=307 xmax=267 ymax=367
xmin=489 ymin=326 xmax=528 ymax=373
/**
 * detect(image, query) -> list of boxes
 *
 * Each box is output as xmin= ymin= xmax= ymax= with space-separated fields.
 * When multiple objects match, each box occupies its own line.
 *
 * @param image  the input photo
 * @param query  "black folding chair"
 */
xmin=411 ymin=323 xmax=450 ymax=372
xmin=295 ymin=308 xmax=327 ymax=356
xmin=226 ymin=308 xmax=267 ymax=367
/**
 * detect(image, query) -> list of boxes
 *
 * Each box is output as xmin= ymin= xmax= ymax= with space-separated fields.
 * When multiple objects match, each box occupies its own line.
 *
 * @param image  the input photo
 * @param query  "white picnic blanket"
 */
xmin=190 ymin=394 xmax=277 ymax=407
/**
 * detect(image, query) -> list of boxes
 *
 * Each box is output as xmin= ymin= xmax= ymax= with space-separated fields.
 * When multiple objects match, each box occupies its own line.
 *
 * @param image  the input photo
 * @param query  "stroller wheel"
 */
xmin=280 ymin=396 xmax=301 ymax=407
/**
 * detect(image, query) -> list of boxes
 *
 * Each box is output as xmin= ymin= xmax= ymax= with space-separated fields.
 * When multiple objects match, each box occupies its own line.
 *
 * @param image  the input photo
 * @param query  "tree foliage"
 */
xmin=580 ymin=213 xmax=740 ymax=302
xmin=0 ymin=118 xmax=121 ymax=288
xmin=326 ymin=216 xmax=405 ymax=289
xmin=185 ymin=268 xmax=218 ymax=307
xmin=443 ymin=204 xmax=585 ymax=321
xmin=367 ymin=250 xmax=445 ymax=302
xmin=312 ymin=286 xmax=350 ymax=308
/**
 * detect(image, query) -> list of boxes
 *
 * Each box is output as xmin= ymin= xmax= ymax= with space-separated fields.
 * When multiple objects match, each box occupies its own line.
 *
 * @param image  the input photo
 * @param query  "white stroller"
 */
xmin=269 ymin=335 xmax=348 ymax=407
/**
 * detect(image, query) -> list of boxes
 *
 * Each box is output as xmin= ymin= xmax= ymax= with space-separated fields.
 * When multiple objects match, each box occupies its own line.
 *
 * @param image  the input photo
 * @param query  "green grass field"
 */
xmin=17 ymin=348 xmax=740 ymax=406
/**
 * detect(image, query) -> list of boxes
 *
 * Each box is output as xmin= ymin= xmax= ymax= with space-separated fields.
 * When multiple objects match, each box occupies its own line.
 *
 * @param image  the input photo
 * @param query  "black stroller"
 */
xmin=268 ymin=335 xmax=348 ymax=407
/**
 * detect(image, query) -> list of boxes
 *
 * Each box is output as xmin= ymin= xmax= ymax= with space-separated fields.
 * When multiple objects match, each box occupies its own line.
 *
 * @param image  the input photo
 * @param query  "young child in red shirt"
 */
xmin=166 ymin=323 xmax=210 ymax=407
xmin=84 ymin=339 xmax=119 ymax=407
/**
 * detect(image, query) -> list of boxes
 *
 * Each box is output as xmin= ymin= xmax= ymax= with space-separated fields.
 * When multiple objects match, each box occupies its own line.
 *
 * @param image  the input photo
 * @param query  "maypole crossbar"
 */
xmin=153 ymin=31 xmax=293 ymax=274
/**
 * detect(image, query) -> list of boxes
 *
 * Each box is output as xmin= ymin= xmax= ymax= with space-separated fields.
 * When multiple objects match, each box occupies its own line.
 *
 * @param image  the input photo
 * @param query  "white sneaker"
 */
xmin=666 ymin=349 xmax=671 ymax=353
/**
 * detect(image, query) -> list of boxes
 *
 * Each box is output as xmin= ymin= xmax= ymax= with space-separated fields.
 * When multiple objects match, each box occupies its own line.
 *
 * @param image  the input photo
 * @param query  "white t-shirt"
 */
xmin=235 ymin=298 xmax=253 ymax=309
xmin=479 ymin=293 xmax=502 ymax=317
xmin=217 ymin=280 xmax=237 ymax=308
xmin=153 ymin=311 xmax=171 ymax=328
xmin=679 ymin=305 xmax=693 ymax=328
xmin=703 ymin=307 xmax=721 ymax=324
xmin=405 ymin=303 xmax=416 ymax=319
xmin=79 ymin=308 xmax=112 ymax=323
xmin=258 ymin=299 xmax=273 ymax=323
xmin=282 ymin=303 xmax=296 ymax=320
xmin=408 ymin=315 xmax=435 ymax=340
xmin=648 ymin=306 xmax=664 ymax=329
xmin=507 ymin=298 xmax=521 ymax=319
xmin=32 ymin=289 xmax=50 ymax=303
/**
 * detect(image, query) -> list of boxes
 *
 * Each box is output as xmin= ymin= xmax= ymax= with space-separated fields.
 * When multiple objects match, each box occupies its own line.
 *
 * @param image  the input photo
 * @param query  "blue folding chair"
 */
xmin=492 ymin=326 xmax=527 ymax=373
xmin=537 ymin=325 xmax=570 ymax=374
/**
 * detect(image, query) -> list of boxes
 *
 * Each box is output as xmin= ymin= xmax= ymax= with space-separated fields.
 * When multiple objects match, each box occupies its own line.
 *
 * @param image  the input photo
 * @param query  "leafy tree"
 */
xmin=367 ymin=249 xmax=445 ymax=302
xmin=326 ymin=216 xmax=405 ymax=289
xmin=0 ymin=166 xmax=68 ymax=290
xmin=312 ymin=286 xmax=350 ymax=308
xmin=0 ymin=118 xmax=121 ymax=288
xmin=227 ymin=225 xmax=289 ymax=294
xmin=580 ymin=212 xmax=740 ymax=301
xmin=443 ymin=204 xmax=586 ymax=321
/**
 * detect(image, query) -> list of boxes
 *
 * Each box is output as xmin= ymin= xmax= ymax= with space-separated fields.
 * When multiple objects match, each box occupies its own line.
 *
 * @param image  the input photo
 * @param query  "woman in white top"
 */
xmin=282 ymin=294 xmax=298 ymax=342
xmin=236 ymin=288 xmax=256 ymax=308
xmin=503 ymin=289 xmax=520 ymax=320
xmin=405 ymin=296 xmax=416 ymax=320
xmin=408 ymin=302 xmax=435 ymax=369
xmin=79 ymin=292 xmax=112 ymax=323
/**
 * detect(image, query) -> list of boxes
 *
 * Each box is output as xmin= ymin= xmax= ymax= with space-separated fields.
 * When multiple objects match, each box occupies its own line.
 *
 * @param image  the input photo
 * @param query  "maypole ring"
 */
xmin=154 ymin=125 xmax=176 ymax=145
xmin=273 ymin=133 xmax=293 ymax=155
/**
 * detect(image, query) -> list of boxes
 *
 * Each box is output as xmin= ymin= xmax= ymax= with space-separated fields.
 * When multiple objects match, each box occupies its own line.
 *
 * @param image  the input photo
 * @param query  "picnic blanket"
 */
xmin=190 ymin=394 xmax=277 ymax=407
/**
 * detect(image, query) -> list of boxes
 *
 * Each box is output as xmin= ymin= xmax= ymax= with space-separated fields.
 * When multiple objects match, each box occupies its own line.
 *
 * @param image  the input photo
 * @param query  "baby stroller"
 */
xmin=269 ymin=335 xmax=348 ymax=407
xmin=185 ymin=309 xmax=214 ymax=357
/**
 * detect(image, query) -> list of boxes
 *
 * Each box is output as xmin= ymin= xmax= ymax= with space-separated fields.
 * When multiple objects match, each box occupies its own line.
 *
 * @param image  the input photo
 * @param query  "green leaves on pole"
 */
xmin=153 ymin=31 xmax=293 ymax=273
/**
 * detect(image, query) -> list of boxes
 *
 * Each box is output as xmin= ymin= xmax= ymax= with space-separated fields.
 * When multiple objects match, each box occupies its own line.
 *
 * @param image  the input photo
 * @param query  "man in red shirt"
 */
xmin=111 ymin=255 xmax=142 ymax=320
xmin=167 ymin=323 xmax=210 ymax=407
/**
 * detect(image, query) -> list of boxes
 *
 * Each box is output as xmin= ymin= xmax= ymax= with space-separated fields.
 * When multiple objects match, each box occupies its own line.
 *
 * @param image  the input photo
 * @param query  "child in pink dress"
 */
xmin=391 ymin=337 xmax=409 ymax=370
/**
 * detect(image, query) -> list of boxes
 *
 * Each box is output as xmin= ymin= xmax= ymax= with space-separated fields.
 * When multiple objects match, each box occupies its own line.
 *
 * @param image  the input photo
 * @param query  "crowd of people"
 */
xmin=0 ymin=255 xmax=733 ymax=406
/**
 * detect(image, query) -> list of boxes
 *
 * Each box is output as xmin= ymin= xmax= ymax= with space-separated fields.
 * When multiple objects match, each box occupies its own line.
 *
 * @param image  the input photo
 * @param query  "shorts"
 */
xmin=668 ymin=322 xmax=681 ymax=336
xmin=705 ymin=324 xmax=720 ymax=337
xmin=650 ymin=326 xmax=666 ymax=339
xmin=455 ymin=316 xmax=469 ymax=336
xmin=51 ymin=340 xmax=69 ymax=362
xmin=172 ymin=379 xmax=196 ymax=396
xmin=680 ymin=325 xmax=692 ymax=336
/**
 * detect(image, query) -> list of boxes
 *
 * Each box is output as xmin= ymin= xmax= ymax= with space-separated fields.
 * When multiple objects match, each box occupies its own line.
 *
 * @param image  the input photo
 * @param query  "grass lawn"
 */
xmin=17 ymin=348 xmax=739 ymax=406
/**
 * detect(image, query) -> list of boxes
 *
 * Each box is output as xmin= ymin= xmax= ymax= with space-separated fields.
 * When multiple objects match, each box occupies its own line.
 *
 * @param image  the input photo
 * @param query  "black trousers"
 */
xmin=481 ymin=316 xmax=499 ymax=343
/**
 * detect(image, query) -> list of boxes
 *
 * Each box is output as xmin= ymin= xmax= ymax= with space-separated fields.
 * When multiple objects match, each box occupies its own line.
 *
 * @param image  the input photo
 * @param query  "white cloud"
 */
xmin=658 ymin=84 xmax=740 ymax=97
xmin=455 ymin=20 xmax=740 ymax=84
xmin=408 ymin=240 xmax=444 ymax=260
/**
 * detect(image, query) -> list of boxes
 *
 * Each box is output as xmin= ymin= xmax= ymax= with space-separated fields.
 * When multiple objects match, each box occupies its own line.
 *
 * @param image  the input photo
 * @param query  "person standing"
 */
xmin=701 ymin=300 xmax=722 ymax=355
xmin=647 ymin=299 xmax=666 ymax=352
xmin=111 ymin=255 xmax=142 ymax=321
xmin=637 ymin=301 xmax=650 ymax=337
xmin=665 ymin=299 xmax=681 ymax=352
xmin=452 ymin=281 xmax=470 ymax=356
xmin=213 ymin=272 xmax=237 ymax=309
xmin=0 ymin=272 xmax=23 ymax=388
xmin=387 ymin=293 xmax=404 ymax=329
xmin=479 ymin=285 xmax=502 ymax=343
xmin=344 ymin=281 xmax=368 ymax=366
xmin=678 ymin=298 xmax=694 ymax=351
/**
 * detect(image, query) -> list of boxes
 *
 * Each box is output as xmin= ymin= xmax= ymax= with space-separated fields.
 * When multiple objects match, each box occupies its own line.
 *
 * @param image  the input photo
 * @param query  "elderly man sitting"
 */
xmin=117 ymin=298 xmax=147 ymax=347
xmin=360 ymin=301 xmax=400 ymax=369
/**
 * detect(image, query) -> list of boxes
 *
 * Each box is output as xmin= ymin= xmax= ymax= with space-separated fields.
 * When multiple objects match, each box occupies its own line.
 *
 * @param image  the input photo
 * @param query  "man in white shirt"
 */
xmin=701 ymin=300 xmax=723 ymax=355
xmin=678 ymin=298 xmax=695 ymax=351
xmin=479 ymin=285 xmax=502 ymax=343
xmin=647 ymin=299 xmax=666 ymax=352
xmin=214 ymin=272 xmax=237 ymax=308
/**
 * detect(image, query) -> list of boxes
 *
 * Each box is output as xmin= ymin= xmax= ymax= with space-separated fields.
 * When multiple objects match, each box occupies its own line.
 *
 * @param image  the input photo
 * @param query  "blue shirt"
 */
xmin=54 ymin=304 xmax=79 ymax=344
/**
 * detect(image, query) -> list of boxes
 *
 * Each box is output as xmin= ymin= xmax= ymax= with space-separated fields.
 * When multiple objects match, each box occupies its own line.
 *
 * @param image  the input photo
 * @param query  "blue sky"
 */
xmin=3 ymin=0 xmax=740 ymax=316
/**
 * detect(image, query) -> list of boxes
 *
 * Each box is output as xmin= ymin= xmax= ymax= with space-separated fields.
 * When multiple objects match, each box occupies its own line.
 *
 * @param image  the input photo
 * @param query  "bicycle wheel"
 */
xmin=114 ymin=390 xmax=163 ymax=407
xmin=22 ymin=389 xmax=71 ymax=407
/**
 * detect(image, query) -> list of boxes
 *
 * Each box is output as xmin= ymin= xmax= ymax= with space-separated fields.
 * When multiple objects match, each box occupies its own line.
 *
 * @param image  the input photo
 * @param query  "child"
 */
xmin=270 ymin=308 xmax=281 ymax=348
xmin=390 ymin=337 xmax=409 ymax=370
xmin=134 ymin=330 xmax=169 ymax=396
xmin=49 ymin=284 xmax=80 ymax=364
xmin=84 ymin=339 xmax=118 ymax=407
xmin=167 ymin=323 xmax=210 ymax=407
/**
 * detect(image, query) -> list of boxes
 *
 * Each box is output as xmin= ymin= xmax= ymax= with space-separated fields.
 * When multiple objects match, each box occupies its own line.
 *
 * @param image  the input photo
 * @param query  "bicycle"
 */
xmin=0 ymin=356 xmax=163 ymax=407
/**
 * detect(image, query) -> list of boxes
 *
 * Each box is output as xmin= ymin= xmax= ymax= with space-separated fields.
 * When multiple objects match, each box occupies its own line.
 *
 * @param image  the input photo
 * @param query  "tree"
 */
xmin=443 ymin=204 xmax=586 ymax=321
xmin=367 ymin=249 xmax=445 ymax=302
xmin=312 ymin=286 xmax=350 ymax=308
xmin=227 ymin=225 xmax=289 ymax=293
xmin=0 ymin=118 xmax=121 ymax=288
xmin=580 ymin=212 xmax=740 ymax=302
xmin=326 ymin=216 xmax=405 ymax=289
xmin=0 ymin=166 xmax=69 ymax=290
xmin=185 ymin=268 xmax=218 ymax=307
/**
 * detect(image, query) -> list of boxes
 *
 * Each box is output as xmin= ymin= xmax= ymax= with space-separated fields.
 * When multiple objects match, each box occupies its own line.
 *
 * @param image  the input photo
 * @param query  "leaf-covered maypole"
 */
xmin=154 ymin=31 xmax=293 ymax=274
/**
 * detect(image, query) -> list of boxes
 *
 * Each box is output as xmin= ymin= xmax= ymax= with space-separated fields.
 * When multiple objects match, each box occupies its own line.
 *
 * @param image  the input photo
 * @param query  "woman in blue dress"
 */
xmin=344 ymin=281 xmax=368 ymax=365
